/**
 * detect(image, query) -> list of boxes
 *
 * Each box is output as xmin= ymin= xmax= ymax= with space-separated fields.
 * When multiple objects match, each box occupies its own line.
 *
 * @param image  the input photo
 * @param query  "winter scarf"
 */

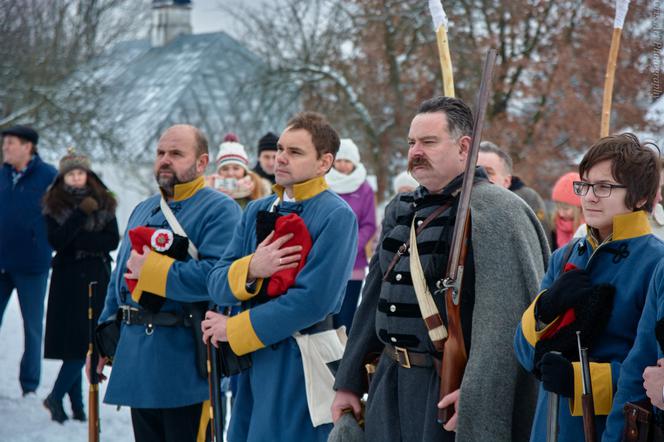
xmin=326 ymin=163 xmax=367 ymax=195
xmin=555 ymin=215 xmax=575 ymax=249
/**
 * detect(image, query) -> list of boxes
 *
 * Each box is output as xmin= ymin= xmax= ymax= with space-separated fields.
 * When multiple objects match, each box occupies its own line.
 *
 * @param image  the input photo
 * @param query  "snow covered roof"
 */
xmin=78 ymin=30 xmax=293 ymax=163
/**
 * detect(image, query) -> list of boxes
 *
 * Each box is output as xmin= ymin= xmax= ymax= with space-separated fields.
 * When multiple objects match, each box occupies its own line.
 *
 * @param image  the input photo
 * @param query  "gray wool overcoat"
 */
xmin=333 ymin=180 xmax=550 ymax=442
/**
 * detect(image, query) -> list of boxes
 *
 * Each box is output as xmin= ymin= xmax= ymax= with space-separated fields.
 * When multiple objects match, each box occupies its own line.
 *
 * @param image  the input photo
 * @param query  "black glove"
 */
xmin=536 ymin=269 xmax=593 ymax=323
xmin=538 ymin=352 xmax=574 ymax=397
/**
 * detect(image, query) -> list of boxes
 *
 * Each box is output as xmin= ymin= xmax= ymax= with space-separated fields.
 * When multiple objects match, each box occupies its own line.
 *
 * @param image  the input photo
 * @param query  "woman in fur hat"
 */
xmin=207 ymin=133 xmax=270 ymax=208
xmin=41 ymin=150 xmax=119 ymax=423
xmin=326 ymin=138 xmax=376 ymax=332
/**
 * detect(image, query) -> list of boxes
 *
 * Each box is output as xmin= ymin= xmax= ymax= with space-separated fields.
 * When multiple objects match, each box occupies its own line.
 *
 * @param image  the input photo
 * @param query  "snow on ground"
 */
xmin=0 ymin=294 xmax=132 ymax=442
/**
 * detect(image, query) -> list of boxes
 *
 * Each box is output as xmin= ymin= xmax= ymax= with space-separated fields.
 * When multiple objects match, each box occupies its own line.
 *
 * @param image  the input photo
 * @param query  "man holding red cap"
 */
xmin=89 ymin=124 xmax=242 ymax=442
xmin=204 ymin=112 xmax=358 ymax=442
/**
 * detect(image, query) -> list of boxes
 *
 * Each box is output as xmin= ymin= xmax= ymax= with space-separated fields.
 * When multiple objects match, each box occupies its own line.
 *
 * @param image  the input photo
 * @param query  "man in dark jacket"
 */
xmin=477 ymin=141 xmax=550 ymax=232
xmin=252 ymin=131 xmax=278 ymax=185
xmin=0 ymin=125 xmax=57 ymax=396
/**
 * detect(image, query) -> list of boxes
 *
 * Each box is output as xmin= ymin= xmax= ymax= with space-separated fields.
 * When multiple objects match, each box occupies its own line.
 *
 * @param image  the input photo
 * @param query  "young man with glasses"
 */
xmin=514 ymin=133 xmax=664 ymax=442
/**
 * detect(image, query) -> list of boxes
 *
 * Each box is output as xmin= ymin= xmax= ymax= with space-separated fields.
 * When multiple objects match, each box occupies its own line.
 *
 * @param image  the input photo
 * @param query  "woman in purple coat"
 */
xmin=327 ymin=138 xmax=376 ymax=332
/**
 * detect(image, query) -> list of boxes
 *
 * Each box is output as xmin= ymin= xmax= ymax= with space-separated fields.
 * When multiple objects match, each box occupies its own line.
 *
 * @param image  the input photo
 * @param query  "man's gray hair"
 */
xmin=479 ymin=141 xmax=513 ymax=174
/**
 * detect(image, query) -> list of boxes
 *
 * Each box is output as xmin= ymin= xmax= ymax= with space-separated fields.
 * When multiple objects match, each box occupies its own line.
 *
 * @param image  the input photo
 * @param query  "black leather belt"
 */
xmin=300 ymin=315 xmax=334 ymax=335
xmin=384 ymin=343 xmax=441 ymax=369
xmin=119 ymin=305 xmax=192 ymax=330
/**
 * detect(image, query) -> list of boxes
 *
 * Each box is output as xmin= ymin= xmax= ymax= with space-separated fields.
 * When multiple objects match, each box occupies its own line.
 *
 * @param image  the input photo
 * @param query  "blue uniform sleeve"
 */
xmin=130 ymin=196 xmax=242 ymax=305
xmin=99 ymin=205 xmax=141 ymax=323
xmin=207 ymin=203 xmax=256 ymax=306
xmin=514 ymin=247 xmax=564 ymax=371
xmin=99 ymin=258 xmax=121 ymax=323
xmin=602 ymin=266 xmax=664 ymax=442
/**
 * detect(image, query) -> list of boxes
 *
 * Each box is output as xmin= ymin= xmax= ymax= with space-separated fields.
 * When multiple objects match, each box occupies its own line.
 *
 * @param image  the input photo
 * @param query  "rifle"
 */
xmin=437 ymin=48 xmax=497 ymax=425
xmin=577 ymin=331 xmax=596 ymax=442
xmin=207 ymin=338 xmax=224 ymax=441
xmin=88 ymin=281 xmax=100 ymax=442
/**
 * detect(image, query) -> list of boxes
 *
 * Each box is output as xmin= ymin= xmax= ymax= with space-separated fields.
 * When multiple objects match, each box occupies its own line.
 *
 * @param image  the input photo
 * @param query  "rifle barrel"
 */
xmin=577 ymin=332 xmax=596 ymax=442
xmin=207 ymin=340 xmax=224 ymax=441
xmin=444 ymin=48 xmax=497 ymax=282
xmin=437 ymin=48 xmax=497 ymax=426
xmin=547 ymin=391 xmax=559 ymax=442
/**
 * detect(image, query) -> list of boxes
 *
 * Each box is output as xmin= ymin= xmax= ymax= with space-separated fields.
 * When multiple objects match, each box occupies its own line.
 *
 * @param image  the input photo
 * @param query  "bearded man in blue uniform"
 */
xmin=87 ymin=124 xmax=242 ymax=442
xmin=203 ymin=112 xmax=358 ymax=442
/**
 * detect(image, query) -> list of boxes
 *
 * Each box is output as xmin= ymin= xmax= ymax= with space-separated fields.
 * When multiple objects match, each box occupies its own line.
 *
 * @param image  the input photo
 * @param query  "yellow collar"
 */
xmin=165 ymin=176 xmax=206 ymax=202
xmin=586 ymin=210 xmax=651 ymax=249
xmin=272 ymin=176 xmax=328 ymax=202
xmin=613 ymin=210 xmax=651 ymax=240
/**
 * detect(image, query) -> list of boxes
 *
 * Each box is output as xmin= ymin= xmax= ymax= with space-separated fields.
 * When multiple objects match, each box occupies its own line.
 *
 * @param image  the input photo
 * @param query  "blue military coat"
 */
xmin=100 ymin=176 xmax=241 ymax=408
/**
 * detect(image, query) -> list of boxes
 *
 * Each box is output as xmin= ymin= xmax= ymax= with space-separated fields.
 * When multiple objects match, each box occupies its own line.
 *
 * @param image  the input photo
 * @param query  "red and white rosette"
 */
xmin=150 ymin=229 xmax=173 ymax=252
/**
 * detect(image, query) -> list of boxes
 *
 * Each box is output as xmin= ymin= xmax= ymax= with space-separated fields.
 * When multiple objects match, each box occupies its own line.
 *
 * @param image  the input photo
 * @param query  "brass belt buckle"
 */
xmin=394 ymin=346 xmax=411 ymax=368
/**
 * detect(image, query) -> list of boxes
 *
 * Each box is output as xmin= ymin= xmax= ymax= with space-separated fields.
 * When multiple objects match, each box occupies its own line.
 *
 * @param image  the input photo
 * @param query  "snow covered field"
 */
xmin=0 ymin=294 xmax=132 ymax=442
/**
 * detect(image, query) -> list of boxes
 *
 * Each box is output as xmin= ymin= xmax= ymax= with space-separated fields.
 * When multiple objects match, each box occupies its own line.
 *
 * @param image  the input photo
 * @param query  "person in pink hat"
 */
xmin=550 ymin=172 xmax=584 ymax=250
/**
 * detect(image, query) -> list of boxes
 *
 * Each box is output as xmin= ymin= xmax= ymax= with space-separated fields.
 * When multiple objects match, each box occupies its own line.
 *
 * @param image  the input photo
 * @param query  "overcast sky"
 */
xmin=191 ymin=0 xmax=255 ymax=36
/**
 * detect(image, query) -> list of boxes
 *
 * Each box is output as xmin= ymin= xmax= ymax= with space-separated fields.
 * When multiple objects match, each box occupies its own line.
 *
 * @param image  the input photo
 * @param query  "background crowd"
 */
xmin=2 ymin=116 xmax=664 ymax=441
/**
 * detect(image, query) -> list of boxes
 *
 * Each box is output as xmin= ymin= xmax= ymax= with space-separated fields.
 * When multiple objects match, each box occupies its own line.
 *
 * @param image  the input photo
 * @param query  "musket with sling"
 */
xmin=436 ymin=48 xmax=497 ymax=424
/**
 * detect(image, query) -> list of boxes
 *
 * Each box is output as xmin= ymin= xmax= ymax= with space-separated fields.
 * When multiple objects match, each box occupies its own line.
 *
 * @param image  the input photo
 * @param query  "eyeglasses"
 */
xmin=573 ymin=181 xmax=627 ymax=198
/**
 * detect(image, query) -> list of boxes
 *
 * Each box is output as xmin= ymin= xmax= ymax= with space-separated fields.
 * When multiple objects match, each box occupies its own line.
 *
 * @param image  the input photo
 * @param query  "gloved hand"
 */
xmin=538 ymin=352 xmax=574 ymax=397
xmin=536 ymin=269 xmax=593 ymax=323
xmin=79 ymin=196 xmax=99 ymax=215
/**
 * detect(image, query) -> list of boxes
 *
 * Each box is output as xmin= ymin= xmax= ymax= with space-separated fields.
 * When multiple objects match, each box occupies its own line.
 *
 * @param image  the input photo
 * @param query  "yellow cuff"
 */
xmin=228 ymin=255 xmax=264 ymax=301
xmin=227 ymin=310 xmax=264 ymax=356
xmin=131 ymin=251 xmax=174 ymax=302
xmin=570 ymin=361 xmax=613 ymax=416
xmin=521 ymin=291 xmax=559 ymax=346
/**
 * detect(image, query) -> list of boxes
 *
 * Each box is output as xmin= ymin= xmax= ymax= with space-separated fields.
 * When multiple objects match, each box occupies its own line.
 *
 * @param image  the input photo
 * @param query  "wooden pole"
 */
xmin=436 ymin=26 xmax=455 ymax=97
xmin=600 ymin=28 xmax=623 ymax=137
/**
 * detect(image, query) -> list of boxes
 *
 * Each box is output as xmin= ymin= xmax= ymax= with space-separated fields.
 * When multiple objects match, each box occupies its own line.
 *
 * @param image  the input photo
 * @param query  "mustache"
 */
xmin=407 ymin=156 xmax=431 ymax=171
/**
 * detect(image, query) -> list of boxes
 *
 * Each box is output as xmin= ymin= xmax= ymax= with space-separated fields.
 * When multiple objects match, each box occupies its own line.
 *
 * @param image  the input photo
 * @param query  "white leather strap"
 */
xmin=160 ymin=197 xmax=199 ymax=260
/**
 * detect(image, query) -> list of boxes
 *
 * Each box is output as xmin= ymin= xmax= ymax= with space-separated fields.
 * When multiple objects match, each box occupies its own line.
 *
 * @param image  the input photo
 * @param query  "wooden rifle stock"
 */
xmin=577 ymin=332 xmax=596 ymax=442
xmin=88 ymin=384 xmax=100 ymax=442
xmin=437 ymin=48 xmax=497 ymax=425
xmin=207 ymin=339 xmax=224 ymax=441
xmin=581 ymin=393 xmax=596 ymax=442
xmin=438 ymin=215 xmax=470 ymax=423
xmin=88 ymin=281 xmax=100 ymax=442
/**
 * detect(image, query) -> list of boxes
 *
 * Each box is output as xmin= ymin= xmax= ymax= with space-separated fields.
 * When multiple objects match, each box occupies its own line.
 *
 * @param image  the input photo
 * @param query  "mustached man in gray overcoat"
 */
xmin=331 ymin=96 xmax=550 ymax=442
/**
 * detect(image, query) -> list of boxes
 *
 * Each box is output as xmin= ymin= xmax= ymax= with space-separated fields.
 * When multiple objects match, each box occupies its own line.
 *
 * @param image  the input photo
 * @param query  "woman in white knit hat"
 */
xmin=326 ymin=138 xmax=377 ymax=332
xmin=207 ymin=133 xmax=270 ymax=209
xmin=393 ymin=170 xmax=419 ymax=194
